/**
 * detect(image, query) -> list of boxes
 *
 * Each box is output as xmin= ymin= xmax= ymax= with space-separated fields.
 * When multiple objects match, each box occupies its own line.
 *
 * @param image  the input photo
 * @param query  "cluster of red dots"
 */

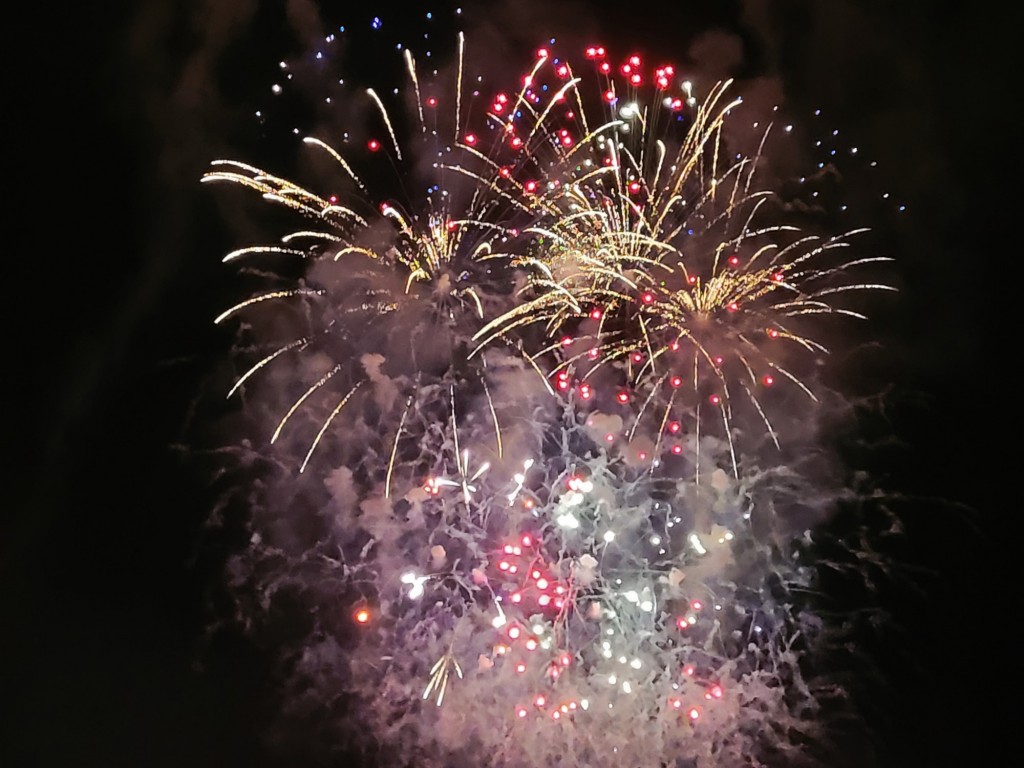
xmin=494 ymin=44 xmax=689 ymax=162
xmin=667 ymin=662 xmax=726 ymax=722
xmin=495 ymin=533 xmax=572 ymax=613
xmin=674 ymin=598 xmax=704 ymax=631
xmin=361 ymin=41 xmax=698 ymax=202
xmin=580 ymin=46 xmax=685 ymax=108
xmin=498 ymin=626 xmax=573 ymax=683
xmin=492 ymin=532 xmax=587 ymax=721
xmin=515 ymin=693 xmax=584 ymax=722
xmin=553 ymin=368 xmax=598 ymax=402
xmin=491 ymin=91 xmax=510 ymax=114
xmin=631 ymin=289 xmax=779 ymax=394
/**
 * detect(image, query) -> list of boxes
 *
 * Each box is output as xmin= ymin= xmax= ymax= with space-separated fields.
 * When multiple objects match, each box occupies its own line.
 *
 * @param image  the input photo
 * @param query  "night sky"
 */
xmin=6 ymin=1 xmax=1013 ymax=766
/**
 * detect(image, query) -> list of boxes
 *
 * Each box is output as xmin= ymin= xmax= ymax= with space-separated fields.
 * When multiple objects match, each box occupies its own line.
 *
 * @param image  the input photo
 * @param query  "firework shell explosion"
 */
xmin=204 ymin=32 xmax=531 ymax=481
xmin=468 ymin=46 xmax=894 ymax=478
xmin=206 ymin=29 xmax=893 ymax=768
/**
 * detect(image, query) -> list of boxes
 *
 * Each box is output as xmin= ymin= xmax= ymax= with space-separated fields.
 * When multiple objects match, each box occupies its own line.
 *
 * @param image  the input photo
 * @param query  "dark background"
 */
xmin=5 ymin=1 xmax=1012 ymax=765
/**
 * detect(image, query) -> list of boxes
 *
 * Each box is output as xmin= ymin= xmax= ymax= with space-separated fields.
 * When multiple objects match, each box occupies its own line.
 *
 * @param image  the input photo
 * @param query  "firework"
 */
xmin=295 ymin=405 xmax=821 ymax=767
xmin=467 ymin=46 xmax=894 ymax=476
xmin=204 ymin=33 xmax=535 ymax=479
xmin=206 ymin=25 xmax=892 ymax=768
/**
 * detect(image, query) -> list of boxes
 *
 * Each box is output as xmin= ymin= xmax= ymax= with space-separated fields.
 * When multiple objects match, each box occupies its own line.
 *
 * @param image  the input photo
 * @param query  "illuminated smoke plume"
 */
xmin=206 ymin=15 xmax=894 ymax=768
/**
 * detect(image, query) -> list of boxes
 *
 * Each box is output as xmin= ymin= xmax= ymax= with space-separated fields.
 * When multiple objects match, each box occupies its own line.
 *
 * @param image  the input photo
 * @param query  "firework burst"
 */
xmin=204 ymin=34 xmax=533 ymax=479
xmin=204 ymin=24 xmax=896 ymax=768
xmin=468 ymin=46 xmax=894 ymax=475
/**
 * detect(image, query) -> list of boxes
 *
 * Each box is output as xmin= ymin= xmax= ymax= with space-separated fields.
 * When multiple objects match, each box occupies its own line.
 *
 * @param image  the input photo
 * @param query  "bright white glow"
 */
xmin=689 ymin=533 xmax=708 ymax=555
xmin=556 ymin=512 xmax=580 ymax=528
xmin=624 ymin=590 xmax=638 ymax=603
xmin=580 ymin=698 xmax=590 ymax=710
xmin=603 ymin=531 xmax=615 ymax=543
xmin=650 ymin=535 xmax=661 ymax=546
xmin=506 ymin=459 xmax=534 ymax=503
xmin=622 ymin=681 xmax=632 ymax=693
xmin=532 ymin=623 xmax=544 ymax=634
xmin=401 ymin=572 xmax=428 ymax=600
xmin=608 ymin=674 xmax=617 ymax=685
xmin=491 ymin=614 xmax=507 ymax=629
xmin=640 ymin=600 xmax=654 ymax=612
xmin=629 ymin=658 xmax=642 ymax=669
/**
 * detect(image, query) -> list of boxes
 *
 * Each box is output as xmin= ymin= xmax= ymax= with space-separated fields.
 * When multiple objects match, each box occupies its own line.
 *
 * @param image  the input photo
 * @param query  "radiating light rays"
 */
xmin=226 ymin=337 xmax=309 ymax=399
xmin=213 ymin=289 xmax=325 ymax=326
xmin=271 ymin=363 xmax=343 ymax=445
xmin=385 ymin=394 xmax=414 ymax=499
xmin=299 ymin=381 xmax=363 ymax=474
xmin=207 ymin=25 xmax=897 ymax=766
xmin=206 ymin=34 xmax=529 ymax=478
xmin=423 ymin=644 xmax=464 ymax=707
xmin=462 ymin=46 xmax=894 ymax=471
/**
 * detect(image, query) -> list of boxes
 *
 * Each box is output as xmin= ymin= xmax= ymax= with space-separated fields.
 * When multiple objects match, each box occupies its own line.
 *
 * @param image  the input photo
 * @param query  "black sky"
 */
xmin=5 ymin=1 xmax=1014 ymax=766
